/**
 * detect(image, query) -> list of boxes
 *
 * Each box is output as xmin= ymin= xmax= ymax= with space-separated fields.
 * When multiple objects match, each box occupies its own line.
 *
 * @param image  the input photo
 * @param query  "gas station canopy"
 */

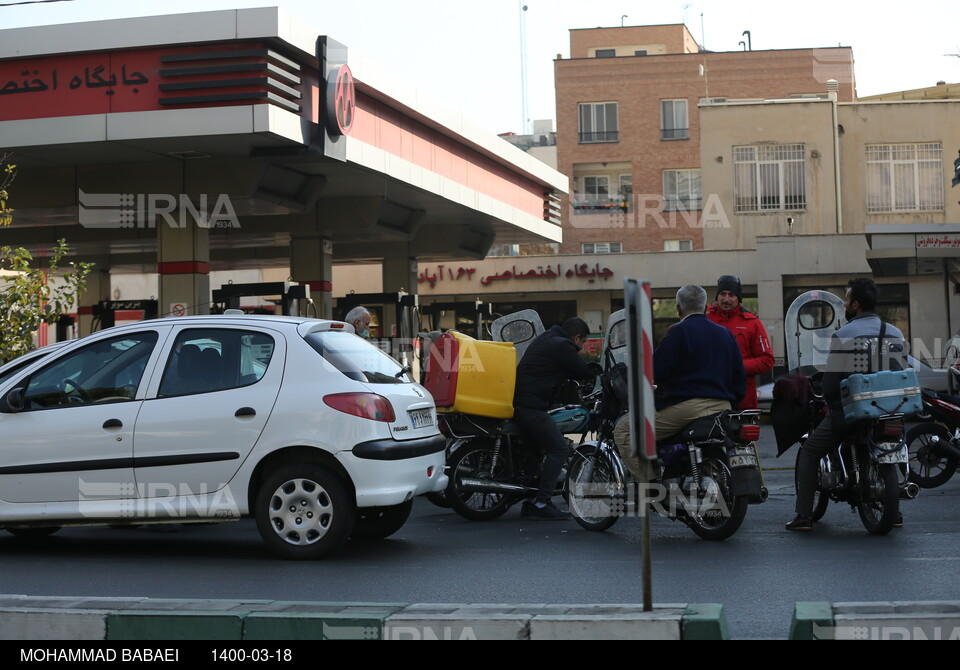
xmin=0 ymin=7 xmax=566 ymax=273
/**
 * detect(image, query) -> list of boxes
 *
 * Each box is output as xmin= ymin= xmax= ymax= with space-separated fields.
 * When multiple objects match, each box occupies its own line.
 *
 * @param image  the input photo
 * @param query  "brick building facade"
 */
xmin=555 ymin=24 xmax=855 ymax=255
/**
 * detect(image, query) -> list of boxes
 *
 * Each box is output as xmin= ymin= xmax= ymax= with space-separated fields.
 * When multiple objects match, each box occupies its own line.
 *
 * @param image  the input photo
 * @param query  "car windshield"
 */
xmin=304 ymin=331 xmax=409 ymax=384
xmin=0 ymin=345 xmax=64 ymax=387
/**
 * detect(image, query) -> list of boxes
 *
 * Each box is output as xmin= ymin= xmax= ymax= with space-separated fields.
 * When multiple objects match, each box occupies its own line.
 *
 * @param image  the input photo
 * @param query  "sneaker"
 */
xmin=520 ymin=500 xmax=535 ymax=517
xmin=526 ymin=501 xmax=571 ymax=521
xmin=785 ymin=515 xmax=813 ymax=532
xmin=894 ymin=512 xmax=904 ymax=528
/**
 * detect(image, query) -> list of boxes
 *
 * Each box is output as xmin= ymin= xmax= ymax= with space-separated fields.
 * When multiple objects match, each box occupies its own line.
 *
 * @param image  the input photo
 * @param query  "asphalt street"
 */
xmin=2 ymin=424 xmax=959 ymax=640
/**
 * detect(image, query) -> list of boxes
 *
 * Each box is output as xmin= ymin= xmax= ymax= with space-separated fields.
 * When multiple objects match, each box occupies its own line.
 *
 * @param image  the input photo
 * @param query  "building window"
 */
xmin=595 ymin=49 xmax=616 ymax=58
xmin=866 ymin=143 xmax=944 ymax=213
xmin=578 ymin=102 xmax=619 ymax=143
xmin=664 ymin=240 xmax=693 ymax=251
xmin=733 ymin=144 xmax=806 ymax=212
xmin=573 ymin=174 xmax=631 ymax=213
xmin=663 ymin=169 xmax=701 ymax=211
xmin=582 ymin=175 xmax=609 ymax=204
xmin=660 ymin=99 xmax=689 ymax=140
xmin=634 ymin=49 xmax=648 ymax=56
xmin=582 ymin=242 xmax=622 ymax=254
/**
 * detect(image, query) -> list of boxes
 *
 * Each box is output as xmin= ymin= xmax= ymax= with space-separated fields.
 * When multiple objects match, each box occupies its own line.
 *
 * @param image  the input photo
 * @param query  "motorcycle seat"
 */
xmin=674 ymin=411 xmax=728 ymax=442
xmin=496 ymin=421 xmax=527 ymax=437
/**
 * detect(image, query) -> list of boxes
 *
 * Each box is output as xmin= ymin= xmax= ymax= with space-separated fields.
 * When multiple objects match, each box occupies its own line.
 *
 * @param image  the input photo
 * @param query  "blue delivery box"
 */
xmin=839 ymin=369 xmax=922 ymax=423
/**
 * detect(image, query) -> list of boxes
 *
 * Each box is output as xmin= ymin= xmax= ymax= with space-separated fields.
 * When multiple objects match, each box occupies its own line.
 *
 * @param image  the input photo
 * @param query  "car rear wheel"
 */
xmin=255 ymin=463 xmax=354 ymax=560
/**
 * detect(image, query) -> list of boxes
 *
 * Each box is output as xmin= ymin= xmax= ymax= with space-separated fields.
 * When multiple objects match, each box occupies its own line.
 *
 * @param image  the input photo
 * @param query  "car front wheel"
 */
xmin=255 ymin=463 xmax=354 ymax=560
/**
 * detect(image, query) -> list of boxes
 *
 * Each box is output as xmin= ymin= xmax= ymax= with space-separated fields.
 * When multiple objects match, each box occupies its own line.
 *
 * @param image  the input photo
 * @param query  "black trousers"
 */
xmin=514 ymin=406 xmax=570 ymax=504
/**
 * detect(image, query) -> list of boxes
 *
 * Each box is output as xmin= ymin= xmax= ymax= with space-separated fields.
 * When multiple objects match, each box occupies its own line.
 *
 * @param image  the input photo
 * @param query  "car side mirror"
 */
xmin=0 ymin=387 xmax=25 ymax=413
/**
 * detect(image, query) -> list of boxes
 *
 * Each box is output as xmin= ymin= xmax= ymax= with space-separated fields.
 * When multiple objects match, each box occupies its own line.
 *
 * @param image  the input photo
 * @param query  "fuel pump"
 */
xmin=212 ymin=282 xmax=310 ymax=316
xmin=91 ymin=300 xmax=159 ymax=330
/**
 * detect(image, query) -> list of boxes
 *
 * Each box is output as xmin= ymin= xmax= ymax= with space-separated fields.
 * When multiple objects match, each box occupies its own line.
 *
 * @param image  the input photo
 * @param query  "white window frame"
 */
xmin=733 ymin=144 xmax=806 ymax=213
xmin=662 ymin=169 xmax=702 ymax=211
xmin=664 ymin=239 xmax=693 ymax=252
xmin=660 ymin=99 xmax=689 ymax=140
xmin=866 ymin=143 xmax=944 ymax=213
xmin=582 ymin=242 xmax=622 ymax=254
xmin=578 ymin=102 xmax=619 ymax=143
xmin=580 ymin=175 xmax=609 ymax=205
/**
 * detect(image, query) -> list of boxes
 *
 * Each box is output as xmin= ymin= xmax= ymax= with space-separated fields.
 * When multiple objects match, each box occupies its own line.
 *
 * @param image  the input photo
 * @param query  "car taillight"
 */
xmin=323 ymin=393 xmax=396 ymax=422
xmin=739 ymin=424 xmax=761 ymax=441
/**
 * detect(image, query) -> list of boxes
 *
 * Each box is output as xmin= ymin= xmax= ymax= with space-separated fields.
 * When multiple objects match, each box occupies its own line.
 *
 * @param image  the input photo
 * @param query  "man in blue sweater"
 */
xmin=654 ymin=285 xmax=746 ymax=441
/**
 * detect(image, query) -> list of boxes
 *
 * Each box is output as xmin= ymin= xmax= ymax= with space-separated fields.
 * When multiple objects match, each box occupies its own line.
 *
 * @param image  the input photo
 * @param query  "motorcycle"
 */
xmin=443 ymin=381 xmax=594 ymax=522
xmin=566 ymin=401 xmax=766 ymax=541
xmin=904 ymin=378 xmax=960 ymax=489
xmin=796 ymin=382 xmax=918 ymax=535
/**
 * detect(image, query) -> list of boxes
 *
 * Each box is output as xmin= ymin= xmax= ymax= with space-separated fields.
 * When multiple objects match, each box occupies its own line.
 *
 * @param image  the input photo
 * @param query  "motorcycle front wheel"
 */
xmin=857 ymin=462 xmax=900 ymax=536
xmin=686 ymin=458 xmax=748 ymax=541
xmin=566 ymin=444 xmax=623 ymax=532
xmin=446 ymin=443 xmax=514 ymax=522
xmin=906 ymin=423 xmax=958 ymax=489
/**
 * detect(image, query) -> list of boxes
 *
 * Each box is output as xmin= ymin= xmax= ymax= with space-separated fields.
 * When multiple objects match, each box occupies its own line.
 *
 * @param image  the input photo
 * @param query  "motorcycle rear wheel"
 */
xmin=795 ymin=448 xmax=830 ymax=522
xmin=686 ymin=458 xmax=748 ymax=542
xmin=857 ymin=462 xmax=900 ymax=536
xmin=424 ymin=491 xmax=451 ymax=508
xmin=906 ymin=423 xmax=958 ymax=489
xmin=446 ymin=443 xmax=514 ymax=522
xmin=566 ymin=444 xmax=623 ymax=532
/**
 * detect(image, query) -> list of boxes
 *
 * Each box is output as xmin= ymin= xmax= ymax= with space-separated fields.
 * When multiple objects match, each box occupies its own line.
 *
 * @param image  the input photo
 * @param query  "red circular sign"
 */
xmin=326 ymin=65 xmax=355 ymax=136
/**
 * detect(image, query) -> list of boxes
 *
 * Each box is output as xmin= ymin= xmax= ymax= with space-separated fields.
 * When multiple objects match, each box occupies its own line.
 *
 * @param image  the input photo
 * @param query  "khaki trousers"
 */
xmin=612 ymin=398 xmax=732 ymax=481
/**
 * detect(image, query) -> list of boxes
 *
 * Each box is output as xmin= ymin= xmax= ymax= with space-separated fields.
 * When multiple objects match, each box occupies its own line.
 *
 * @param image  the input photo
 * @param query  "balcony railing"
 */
xmin=578 ymin=131 xmax=620 ymax=143
xmin=661 ymin=128 xmax=690 ymax=141
xmin=572 ymin=198 xmax=631 ymax=214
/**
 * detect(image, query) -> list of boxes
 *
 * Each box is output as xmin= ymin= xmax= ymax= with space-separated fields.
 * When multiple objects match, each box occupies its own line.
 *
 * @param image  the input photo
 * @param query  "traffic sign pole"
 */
xmin=624 ymin=278 xmax=655 ymax=611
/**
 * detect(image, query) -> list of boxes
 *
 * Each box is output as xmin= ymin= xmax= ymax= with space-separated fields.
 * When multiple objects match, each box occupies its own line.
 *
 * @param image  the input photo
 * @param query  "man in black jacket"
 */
xmin=513 ymin=317 xmax=595 ymax=520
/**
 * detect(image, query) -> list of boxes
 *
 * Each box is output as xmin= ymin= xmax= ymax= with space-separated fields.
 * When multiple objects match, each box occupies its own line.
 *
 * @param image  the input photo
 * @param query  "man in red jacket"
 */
xmin=706 ymin=275 xmax=774 ymax=410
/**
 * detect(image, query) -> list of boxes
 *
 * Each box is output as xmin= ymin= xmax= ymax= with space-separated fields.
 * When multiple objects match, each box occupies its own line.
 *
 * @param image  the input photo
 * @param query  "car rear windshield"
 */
xmin=304 ymin=331 xmax=409 ymax=384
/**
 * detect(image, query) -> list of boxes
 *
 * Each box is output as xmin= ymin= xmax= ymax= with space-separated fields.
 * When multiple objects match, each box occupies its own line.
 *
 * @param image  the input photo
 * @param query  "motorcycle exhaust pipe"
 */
xmin=900 ymin=482 xmax=921 ymax=500
xmin=457 ymin=478 xmax=538 ymax=497
xmin=933 ymin=435 xmax=960 ymax=460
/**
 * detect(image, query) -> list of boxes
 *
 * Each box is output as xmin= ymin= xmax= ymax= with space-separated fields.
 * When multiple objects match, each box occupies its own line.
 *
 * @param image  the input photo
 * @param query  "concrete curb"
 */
xmin=791 ymin=601 xmax=960 ymax=640
xmin=0 ymin=596 xmax=728 ymax=640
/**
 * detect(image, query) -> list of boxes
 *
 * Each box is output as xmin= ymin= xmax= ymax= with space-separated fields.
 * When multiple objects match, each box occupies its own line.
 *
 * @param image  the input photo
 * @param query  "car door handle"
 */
xmin=103 ymin=419 xmax=123 ymax=429
xmin=235 ymin=407 xmax=256 ymax=418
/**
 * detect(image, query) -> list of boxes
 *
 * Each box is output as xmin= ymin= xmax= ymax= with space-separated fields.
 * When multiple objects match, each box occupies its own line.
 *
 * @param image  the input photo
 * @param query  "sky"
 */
xmin=1 ymin=0 xmax=958 ymax=136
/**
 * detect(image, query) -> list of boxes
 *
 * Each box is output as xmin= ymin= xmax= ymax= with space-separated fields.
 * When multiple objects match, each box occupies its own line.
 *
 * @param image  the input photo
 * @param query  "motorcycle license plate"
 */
xmin=727 ymin=445 xmax=758 ymax=468
xmin=874 ymin=445 xmax=907 ymax=464
xmin=409 ymin=408 xmax=435 ymax=429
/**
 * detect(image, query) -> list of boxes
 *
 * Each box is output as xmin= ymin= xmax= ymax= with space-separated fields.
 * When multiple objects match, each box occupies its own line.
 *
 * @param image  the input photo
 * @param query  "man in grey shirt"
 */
xmin=787 ymin=278 xmax=905 ymax=532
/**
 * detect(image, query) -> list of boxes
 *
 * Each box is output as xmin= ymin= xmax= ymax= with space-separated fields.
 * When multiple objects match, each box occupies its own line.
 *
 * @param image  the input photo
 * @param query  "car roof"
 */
xmin=95 ymin=314 xmax=333 ymax=331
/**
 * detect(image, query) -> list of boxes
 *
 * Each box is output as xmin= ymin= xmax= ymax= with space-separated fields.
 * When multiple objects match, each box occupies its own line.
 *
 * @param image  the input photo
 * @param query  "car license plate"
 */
xmin=409 ymin=408 xmax=434 ymax=429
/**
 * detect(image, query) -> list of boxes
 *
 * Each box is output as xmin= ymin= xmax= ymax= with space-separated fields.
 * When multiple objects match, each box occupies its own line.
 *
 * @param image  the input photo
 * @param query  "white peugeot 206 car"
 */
xmin=0 ymin=315 xmax=446 ymax=559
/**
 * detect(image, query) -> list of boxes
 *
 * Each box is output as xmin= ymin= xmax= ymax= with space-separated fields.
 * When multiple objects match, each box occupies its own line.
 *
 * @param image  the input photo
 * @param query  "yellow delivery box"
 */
xmin=423 ymin=331 xmax=516 ymax=419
